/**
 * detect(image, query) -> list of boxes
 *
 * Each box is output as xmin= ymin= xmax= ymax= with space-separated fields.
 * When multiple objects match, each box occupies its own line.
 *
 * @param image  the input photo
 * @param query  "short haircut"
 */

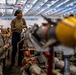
xmin=14 ymin=10 xmax=22 ymax=16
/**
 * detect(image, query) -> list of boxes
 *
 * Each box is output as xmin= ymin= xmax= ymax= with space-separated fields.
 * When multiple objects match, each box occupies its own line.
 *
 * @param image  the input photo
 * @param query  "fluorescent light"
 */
xmin=56 ymin=0 xmax=69 ymax=8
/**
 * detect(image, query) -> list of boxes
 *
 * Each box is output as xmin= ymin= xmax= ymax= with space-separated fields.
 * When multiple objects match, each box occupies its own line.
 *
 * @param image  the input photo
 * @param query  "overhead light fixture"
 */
xmin=56 ymin=0 xmax=69 ymax=8
xmin=69 ymin=7 xmax=71 ymax=9
xmin=47 ymin=4 xmax=51 ymax=7
xmin=70 ymin=4 xmax=73 ymax=7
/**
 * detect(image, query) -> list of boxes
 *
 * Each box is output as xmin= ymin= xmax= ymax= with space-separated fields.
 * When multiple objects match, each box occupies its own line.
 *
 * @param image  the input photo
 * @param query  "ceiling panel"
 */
xmin=0 ymin=0 xmax=76 ymax=18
